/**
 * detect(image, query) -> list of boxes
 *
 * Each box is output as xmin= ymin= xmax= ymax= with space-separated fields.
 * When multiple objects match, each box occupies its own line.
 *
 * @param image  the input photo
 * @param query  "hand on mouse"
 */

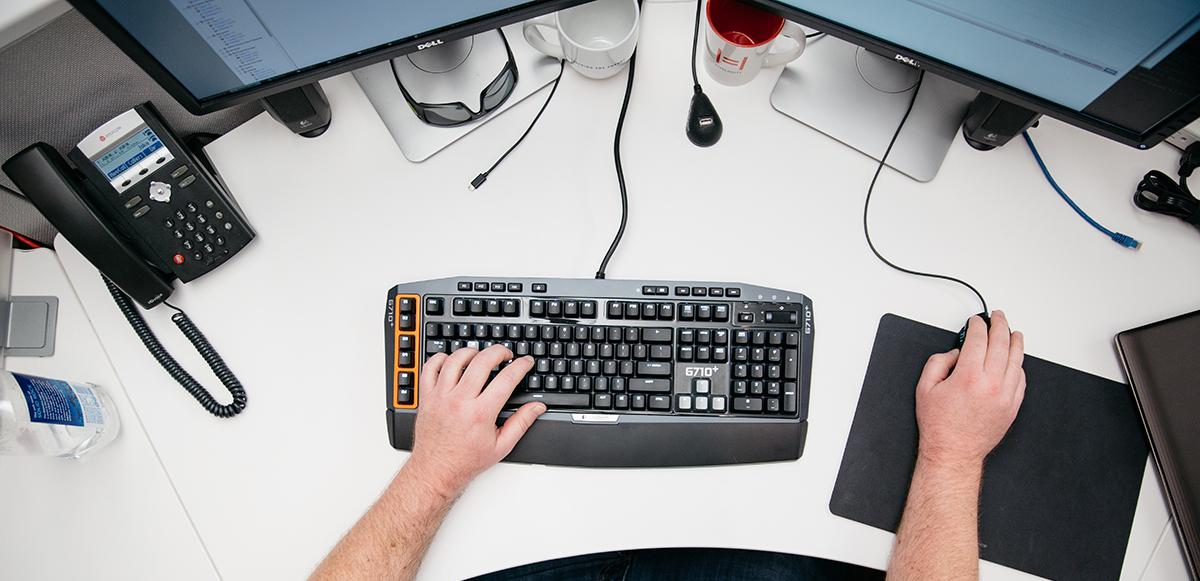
xmin=915 ymin=310 xmax=1027 ymax=470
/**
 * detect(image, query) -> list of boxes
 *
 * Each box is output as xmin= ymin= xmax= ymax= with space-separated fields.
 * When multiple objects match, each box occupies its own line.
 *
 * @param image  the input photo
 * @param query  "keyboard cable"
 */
xmin=595 ymin=49 xmax=637 ymax=280
xmin=862 ymin=70 xmax=989 ymax=315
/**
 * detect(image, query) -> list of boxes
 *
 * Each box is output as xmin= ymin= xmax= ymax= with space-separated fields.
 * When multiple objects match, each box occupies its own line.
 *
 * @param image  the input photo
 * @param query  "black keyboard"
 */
xmin=385 ymin=277 xmax=814 ymax=467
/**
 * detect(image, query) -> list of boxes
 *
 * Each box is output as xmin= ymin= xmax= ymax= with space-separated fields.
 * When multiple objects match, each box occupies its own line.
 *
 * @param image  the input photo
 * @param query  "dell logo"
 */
xmin=894 ymin=54 xmax=920 ymax=68
xmin=417 ymin=39 xmax=443 ymax=51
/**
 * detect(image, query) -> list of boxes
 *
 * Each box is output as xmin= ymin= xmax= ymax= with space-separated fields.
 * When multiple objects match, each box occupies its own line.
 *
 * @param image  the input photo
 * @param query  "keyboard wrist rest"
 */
xmin=387 ymin=409 xmax=808 ymax=468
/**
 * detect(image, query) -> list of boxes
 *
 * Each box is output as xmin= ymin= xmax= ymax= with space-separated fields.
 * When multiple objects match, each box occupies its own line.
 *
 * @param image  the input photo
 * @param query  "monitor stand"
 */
xmin=771 ymin=35 xmax=978 ymax=182
xmin=354 ymin=24 xmax=563 ymax=162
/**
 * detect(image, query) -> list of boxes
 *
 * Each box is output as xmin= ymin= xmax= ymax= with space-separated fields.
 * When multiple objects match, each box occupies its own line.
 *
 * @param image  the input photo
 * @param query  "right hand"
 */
xmin=913 ymin=310 xmax=1027 ymax=469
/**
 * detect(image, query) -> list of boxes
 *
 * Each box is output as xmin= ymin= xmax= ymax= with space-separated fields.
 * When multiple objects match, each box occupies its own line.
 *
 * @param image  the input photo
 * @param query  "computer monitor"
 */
xmin=66 ymin=0 xmax=591 ymax=115
xmin=740 ymin=0 xmax=1200 ymax=180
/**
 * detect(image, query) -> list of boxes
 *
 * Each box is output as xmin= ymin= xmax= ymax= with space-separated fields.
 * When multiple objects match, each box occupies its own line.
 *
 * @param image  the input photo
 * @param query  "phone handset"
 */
xmin=2 ymin=102 xmax=253 ymax=418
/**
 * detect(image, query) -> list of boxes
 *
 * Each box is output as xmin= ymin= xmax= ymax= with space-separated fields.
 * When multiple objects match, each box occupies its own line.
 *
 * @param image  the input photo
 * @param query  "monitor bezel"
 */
xmin=66 ymin=0 xmax=593 ymax=115
xmin=742 ymin=0 xmax=1200 ymax=150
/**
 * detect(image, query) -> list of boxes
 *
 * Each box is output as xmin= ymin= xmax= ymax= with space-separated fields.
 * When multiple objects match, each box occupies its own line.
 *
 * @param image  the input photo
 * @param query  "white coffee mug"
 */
xmin=523 ymin=0 xmax=640 ymax=79
xmin=704 ymin=0 xmax=805 ymax=86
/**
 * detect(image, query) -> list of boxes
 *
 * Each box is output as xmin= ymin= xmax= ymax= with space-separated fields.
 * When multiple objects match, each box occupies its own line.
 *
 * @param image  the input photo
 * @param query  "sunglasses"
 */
xmin=393 ymin=33 xmax=519 ymax=127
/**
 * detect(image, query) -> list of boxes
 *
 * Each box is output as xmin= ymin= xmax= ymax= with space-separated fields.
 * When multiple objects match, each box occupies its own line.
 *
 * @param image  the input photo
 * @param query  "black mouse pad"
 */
xmin=830 ymin=314 xmax=1149 ymax=581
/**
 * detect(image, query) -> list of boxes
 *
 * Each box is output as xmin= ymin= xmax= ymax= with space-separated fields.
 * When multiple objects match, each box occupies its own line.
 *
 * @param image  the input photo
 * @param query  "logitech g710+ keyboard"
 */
xmin=385 ymin=277 xmax=813 ymax=467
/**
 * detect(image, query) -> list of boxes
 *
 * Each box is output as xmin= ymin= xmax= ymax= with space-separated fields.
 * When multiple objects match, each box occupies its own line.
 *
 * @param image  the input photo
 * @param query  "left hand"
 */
xmin=404 ymin=345 xmax=544 ymax=499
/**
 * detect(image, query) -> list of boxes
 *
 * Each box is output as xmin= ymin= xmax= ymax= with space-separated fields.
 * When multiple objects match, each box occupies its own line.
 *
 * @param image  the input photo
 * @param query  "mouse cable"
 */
xmin=1022 ymin=131 xmax=1142 ymax=249
xmin=595 ymin=50 xmax=638 ymax=280
xmin=863 ymin=70 xmax=989 ymax=315
xmin=1133 ymin=141 xmax=1200 ymax=229
xmin=470 ymin=59 xmax=567 ymax=191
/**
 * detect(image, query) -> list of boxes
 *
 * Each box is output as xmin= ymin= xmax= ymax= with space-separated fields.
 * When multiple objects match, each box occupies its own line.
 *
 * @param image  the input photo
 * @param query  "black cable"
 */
xmin=690 ymin=0 xmax=703 ymax=88
xmin=1134 ymin=142 xmax=1200 ymax=227
xmin=595 ymin=51 xmax=637 ymax=280
xmin=103 ymin=276 xmax=247 ymax=418
xmin=470 ymin=59 xmax=567 ymax=191
xmin=862 ymin=71 xmax=989 ymax=315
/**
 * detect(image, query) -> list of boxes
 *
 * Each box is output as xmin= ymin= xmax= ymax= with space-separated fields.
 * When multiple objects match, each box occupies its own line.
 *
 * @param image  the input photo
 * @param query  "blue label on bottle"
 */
xmin=13 ymin=372 xmax=85 ymax=427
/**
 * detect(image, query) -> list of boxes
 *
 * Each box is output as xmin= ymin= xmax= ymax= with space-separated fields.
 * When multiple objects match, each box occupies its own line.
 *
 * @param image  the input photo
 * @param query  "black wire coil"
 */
xmin=1135 ymin=170 xmax=1200 ymax=225
xmin=103 ymin=276 xmax=247 ymax=418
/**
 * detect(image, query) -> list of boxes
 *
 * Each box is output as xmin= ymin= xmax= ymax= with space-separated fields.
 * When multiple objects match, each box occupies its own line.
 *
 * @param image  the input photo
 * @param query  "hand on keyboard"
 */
xmin=406 ymin=345 xmax=544 ymax=497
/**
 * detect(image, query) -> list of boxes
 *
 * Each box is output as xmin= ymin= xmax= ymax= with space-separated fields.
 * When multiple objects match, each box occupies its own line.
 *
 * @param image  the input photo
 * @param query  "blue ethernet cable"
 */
xmin=1023 ymin=131 xmax=1142 ymax=249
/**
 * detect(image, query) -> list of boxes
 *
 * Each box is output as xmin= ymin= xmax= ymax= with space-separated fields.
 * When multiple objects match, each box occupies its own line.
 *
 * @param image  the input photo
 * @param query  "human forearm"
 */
xmin=308 ymin=347 xmax=543 ymax=581
xmin=887 ymin=454 xmax=983 ymax=581
xmin=308 ymin=461 xmax=459 ymax=581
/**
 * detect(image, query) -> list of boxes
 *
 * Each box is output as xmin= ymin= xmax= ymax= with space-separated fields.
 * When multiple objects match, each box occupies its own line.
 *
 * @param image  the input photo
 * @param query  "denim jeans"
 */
xmin=468 ymin=548 xmax=886 ymax=581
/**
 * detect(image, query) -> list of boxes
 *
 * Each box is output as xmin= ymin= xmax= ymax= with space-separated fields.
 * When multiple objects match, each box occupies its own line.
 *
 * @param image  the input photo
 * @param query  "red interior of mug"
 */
xmin=708 ymin=0 xmax=784 ymax=47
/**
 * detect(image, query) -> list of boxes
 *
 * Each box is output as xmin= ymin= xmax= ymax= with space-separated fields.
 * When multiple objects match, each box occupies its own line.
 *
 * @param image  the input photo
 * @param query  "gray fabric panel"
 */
xmin=0 ymin=8 xmax=263 ymax=245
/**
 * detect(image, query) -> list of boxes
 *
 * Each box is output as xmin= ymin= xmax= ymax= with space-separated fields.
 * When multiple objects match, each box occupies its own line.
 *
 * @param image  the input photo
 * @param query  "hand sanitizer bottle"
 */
xmin=0 ymin=371 xmax=120 ymax=458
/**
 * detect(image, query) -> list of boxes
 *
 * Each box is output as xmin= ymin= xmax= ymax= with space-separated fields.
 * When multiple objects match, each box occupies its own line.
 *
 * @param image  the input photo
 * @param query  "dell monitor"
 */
xmin=66 ymin=0 xmax=592 ymax=120
xmin=740 ymin=0 xmax=1200 ymax=180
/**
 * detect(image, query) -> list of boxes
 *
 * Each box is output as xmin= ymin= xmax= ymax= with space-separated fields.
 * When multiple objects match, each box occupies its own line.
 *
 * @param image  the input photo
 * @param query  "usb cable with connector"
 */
xmin=469 ymin=59 xmax=566 ymax=191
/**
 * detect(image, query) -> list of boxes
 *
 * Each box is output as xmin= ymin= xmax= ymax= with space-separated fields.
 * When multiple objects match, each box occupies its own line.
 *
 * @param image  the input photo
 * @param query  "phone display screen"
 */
xmin=92 ymin=126 xmax=164 ymax=181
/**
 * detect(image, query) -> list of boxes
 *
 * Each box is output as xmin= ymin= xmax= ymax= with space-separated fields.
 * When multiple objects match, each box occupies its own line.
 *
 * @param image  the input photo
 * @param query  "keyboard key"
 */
xmin=629 ymin=378 xmax=672 ymax=392
xmin=642 ymin=328 xmax=673 ymax=343
xmin=637 ymin=362 xmax=671 ymax=376
xmin=508 ymin=393 xmax=590 ymax=409
xmin=594 ymin=393 xmax=613 ymax=409
xmin=733 ymin=397 xmax=763 ymax=412
xmin=712 ymin=396 xmax=726 ymax=412
xmin=677 ymin=395 xmax=692 ymax=411
xmin=649 ymin=395 xmax=671 ymax=410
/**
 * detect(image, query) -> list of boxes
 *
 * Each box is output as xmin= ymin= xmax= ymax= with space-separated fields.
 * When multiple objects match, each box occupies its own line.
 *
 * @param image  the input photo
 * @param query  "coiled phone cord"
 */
xmin=103 ymin=276 xmax=247 ymax=418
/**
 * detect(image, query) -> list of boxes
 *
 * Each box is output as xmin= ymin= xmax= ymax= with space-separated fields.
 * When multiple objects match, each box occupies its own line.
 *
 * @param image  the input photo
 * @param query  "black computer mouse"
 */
xmin=955 ymin=312 xmax=991 ymax=349
xmin=686 ymin=90 xmax=723 ymax=147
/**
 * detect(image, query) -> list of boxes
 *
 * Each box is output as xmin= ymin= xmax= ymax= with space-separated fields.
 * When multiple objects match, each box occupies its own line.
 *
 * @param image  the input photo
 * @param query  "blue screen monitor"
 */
xmin=743 ymin=0 xmax=1200 ymax=150
xmin=67 ymin=0 xmax=591 ymax=115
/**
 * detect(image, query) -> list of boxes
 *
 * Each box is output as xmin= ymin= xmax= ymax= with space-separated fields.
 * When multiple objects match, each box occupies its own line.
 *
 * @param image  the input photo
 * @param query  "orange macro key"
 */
xmin=393 ymin=294 xmax=420 ymax=409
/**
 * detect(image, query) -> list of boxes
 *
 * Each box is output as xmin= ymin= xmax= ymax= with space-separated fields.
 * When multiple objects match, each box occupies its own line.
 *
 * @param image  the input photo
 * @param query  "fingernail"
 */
xmin=535 ymin=403 xmax=547 ymax=415
xmin=522 ymin=355 xmax=534 ymax=362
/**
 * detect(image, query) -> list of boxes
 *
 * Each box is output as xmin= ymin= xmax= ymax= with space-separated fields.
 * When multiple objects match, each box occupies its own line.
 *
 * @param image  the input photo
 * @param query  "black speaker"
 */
xmin=260 ymin=83 xmax=332 ymax=138
xmin=961 ymin=93 xmax=1041 ymax=150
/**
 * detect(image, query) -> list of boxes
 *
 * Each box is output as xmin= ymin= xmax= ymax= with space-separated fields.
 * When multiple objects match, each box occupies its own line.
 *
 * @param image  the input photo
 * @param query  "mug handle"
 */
xmin=763 ymin=21 xmax=807 ymax=67
xmin=523 ymin=15 xmax=565 ymax=59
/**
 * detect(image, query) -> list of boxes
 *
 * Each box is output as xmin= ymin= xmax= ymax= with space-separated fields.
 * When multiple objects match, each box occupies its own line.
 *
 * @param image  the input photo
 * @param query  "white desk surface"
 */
xmin=1 ymin=249 xmax=218 ymax=581
xmin=23 ymin=1 xmax=1200 ymax=579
